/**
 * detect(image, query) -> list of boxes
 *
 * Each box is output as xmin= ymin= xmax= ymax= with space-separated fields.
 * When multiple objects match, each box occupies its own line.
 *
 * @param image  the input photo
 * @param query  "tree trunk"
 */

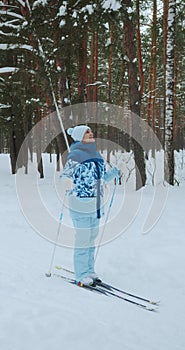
xmin=78 ymin=30 xmax=88 ymax=103
xmin=107 ymin=23 xmax=113 ymax=163
xmin=164 ymin=0 xmax=176 ymax=185
xmin=147 ymin=0 xmax=157 ymax=157
xmin=123 ymin=0 xmax=146 ymax=190
xmin=136 ymin=0 xmax=144 ymax=98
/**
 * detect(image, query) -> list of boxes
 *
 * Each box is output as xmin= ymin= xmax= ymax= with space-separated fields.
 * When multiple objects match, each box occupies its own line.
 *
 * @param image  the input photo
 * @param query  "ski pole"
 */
xmin=45 ymin=193 xmax=67 ymax=277
xmin=95 ymin=179 xmax=117 ymax=261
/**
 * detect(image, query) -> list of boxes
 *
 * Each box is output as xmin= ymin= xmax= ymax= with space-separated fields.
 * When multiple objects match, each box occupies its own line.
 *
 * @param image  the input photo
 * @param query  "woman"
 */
xmin=61 ymin=125 xmax=119 ymax=286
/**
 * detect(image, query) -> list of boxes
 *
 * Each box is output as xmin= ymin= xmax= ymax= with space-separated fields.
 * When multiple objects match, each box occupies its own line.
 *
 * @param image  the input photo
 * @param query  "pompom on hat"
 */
xmin=67 ymin=125 xmax=90 ymax=141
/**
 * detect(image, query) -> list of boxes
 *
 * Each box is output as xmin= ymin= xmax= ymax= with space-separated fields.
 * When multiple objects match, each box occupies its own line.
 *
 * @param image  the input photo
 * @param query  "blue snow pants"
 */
xmin=69 ymin=196 xmax=100 ymax=282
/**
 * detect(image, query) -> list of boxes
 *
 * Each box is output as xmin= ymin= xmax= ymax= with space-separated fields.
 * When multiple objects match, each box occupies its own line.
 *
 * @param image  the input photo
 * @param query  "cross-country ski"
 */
xmin=49 ymin=272 xmax=158 ymax=312
xmin=54 ymin=265 xmax=159 ymax=306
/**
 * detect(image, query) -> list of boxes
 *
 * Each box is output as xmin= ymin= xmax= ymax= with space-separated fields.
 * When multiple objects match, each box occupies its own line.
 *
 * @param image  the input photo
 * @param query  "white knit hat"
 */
xmin=67 ymin=125 xmax=90 ymax=141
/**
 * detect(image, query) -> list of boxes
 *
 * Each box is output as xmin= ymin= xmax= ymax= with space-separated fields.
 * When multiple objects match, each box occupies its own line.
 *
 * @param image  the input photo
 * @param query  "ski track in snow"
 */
xmin=0 ymin=153 xmax=185 ymax=350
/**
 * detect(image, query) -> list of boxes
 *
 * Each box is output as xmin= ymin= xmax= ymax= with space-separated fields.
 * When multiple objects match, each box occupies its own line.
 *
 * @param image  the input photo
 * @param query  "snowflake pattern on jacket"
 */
xmin=62 ymin=158 xmax=105 ymax=197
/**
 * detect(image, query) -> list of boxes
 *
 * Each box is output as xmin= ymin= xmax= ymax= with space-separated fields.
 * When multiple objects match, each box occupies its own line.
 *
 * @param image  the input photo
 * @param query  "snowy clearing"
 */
xmin=0 ymin=152 xmax=185 ymax=350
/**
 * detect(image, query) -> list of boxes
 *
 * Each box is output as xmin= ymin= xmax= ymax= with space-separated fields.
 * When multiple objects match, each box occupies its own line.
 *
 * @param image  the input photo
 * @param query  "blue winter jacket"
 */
xmin=61 ymin=141 xmax=118 ymax=218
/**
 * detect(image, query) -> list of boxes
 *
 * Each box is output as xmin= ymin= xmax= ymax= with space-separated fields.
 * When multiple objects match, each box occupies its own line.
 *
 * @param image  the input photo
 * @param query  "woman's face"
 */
xmin=82 ymin=129 xmax=95 ymax=143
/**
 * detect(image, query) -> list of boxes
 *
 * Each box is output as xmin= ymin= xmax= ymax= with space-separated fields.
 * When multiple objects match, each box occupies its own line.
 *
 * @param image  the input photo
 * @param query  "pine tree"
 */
xmin=122 ymin=0 xmax=146 ymax=189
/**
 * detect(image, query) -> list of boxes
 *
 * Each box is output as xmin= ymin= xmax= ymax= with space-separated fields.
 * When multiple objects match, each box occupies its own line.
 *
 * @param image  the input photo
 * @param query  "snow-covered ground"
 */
xmin=1 ymin=151 xmax=185 ymax=350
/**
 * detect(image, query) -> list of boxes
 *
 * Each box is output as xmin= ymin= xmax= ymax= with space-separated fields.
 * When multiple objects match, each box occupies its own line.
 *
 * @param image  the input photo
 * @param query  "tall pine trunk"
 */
xmin=78 ymin=29 xmax=88 ymax=103
xmin=123 ymin=0 xmax=146 ymax=190
xmin=136 ymin=0 xmax=144 ymax=98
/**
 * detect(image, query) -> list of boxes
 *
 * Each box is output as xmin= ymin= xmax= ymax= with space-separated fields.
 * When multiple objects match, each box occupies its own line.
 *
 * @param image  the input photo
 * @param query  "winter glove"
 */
xmin=104 ymin=167 xmax=120 ymax=183
xmin=60 ymin=176 xmax=74 ymax=199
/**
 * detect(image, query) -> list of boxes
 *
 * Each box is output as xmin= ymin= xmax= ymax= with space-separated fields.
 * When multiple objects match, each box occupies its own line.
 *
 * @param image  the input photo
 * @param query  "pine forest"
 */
xmin=0 ymin=0 xmax=184 ymax=187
